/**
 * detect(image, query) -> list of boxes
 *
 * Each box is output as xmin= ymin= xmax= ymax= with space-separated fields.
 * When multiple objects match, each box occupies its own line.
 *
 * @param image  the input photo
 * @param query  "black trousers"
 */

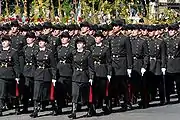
xmin=55 ymin=77 xmax=72 ymax=108
xmin=72 ymin=82 xmax=89 ymax=105
xmin=0 ymin=79 xmax=17 ymax=110
xmin=166 ymin=73 xmax=180 ymax=102
xmin=93 ymin=77 xmax=108 ymax=106
xmin=22 ymin=77 xmax=34 ymax=109
xmin=33 ymin=80 xmax=51 ymax=102
xmin=109 ymin=75 xmax=128 ymax=105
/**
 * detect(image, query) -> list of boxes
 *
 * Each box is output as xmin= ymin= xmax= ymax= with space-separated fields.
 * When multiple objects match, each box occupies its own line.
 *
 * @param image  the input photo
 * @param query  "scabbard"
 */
xmin=16 ymin=82 xmax=19 ymax=97
xmin=89 ymin=85 xmax=93 ymax=103
xmin=50 ymin=83 xmax=55 ymax=101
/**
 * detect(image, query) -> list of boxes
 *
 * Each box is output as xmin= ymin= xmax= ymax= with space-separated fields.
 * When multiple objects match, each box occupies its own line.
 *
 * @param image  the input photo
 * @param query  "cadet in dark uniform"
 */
xmin=79 ymin=21 xmax=95 ymax=49
xmin=90 ymin=31 xmax=112 ymax=114
xmin=0 ymin=35 xmax=20 ymax=116
xmin=30 ymin=35 xmax=56 ymax=118
xmin=165 ymin=24 xmax=180 ymax=103
xmin=68 ymin=37 xmax=95 ymax=119
xmin=22 ymin=32 xmax=38 ymax=113
xmin=130 ymin=25 xmax=149 ymax=108
xmin=109 ymin=20 xmax=133 ymax=111
xmin=147 ymin=26 xmax=166 ymax=104
xmin=50 ymin=32 xmax=74 ymax=115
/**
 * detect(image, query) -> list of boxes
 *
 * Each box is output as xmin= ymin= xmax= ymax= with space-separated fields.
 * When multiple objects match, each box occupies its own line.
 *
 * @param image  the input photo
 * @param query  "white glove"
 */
xmin=15 ymin=78 xmax=20 ymax=84
xmin=141 ymin=68 xmax=146 ymax=76
xmin=52 ymin=79 xmax=56 ymax=86
xmin=161 ymin=68 xmax=166 ymax=75
xmin=107 ymin=75 xmax=111 ymax=82
xmin=89 ymin=79 xmax=93 ymax=86
xmin=127 ymin=69 xmax=132 ymax=77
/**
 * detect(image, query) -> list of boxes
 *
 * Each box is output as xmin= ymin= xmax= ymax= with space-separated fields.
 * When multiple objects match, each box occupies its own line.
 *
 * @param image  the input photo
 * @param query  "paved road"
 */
xmin=1 ymin=100 xmax=180 ymax=120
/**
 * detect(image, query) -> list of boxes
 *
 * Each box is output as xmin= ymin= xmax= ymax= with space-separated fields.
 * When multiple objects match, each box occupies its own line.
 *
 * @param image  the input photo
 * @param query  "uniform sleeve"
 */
xmin=161 ymin=40 xmax=166 ymax=68
xmin=12 ymin=51 xmax=21 ymax=78
xmin=49 ymin=51 xmax=57 ymax=80
xmin=142 ymin=40 xmax=149 ymax=69
xmin=106 ymin=47 xmax=112 ymax=76
xmin=87 ymin=52 xmax=95 ymax=80
xmin=125 ymin=37 xmax=133 ymax=69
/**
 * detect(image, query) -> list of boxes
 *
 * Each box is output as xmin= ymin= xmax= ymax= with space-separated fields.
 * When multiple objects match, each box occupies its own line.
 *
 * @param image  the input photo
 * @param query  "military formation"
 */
xmin=0 ymin=19 xmax=179 ymax=119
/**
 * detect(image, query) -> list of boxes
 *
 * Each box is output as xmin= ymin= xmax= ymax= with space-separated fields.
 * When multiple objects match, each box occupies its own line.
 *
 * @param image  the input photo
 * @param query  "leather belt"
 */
xmin=112 ymin=55 xmax=125 ymax=58
xmin=94 ymin=61 xmax=105 ymax=65
xmin=25 ymin=62 xmax=33 ymax=66
xmin=37 ymin=65 xmax=49 ymax=69
xmin=150 ymin=57 xmax=157 ymax=60
xmin=168 ymin=55 xmax=175 ymax=59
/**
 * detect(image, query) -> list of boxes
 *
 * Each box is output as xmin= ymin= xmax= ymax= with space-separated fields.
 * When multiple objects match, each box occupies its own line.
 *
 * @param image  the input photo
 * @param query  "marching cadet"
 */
xmin=130 ymin=25 xmax=149 ymax=108
xmin=30 ymin=35 xmax=56 ymax=118
xmin=34 ymin=24 xmax=43 ymax=37
xmin=22 ymin=32 xmax=38 ymax=113
xmin=2 ymin=23 xmax=11 ymax=35
xmin=0 ymin=35 xmax=21 ymax=116
xmin=50 ymin=32 xmax=74 ymax=115
xmin=164 ymin=24 xmax=180 ymax=104
xmin=69 ymin=24 xmax=81 ymax=47
xmin=68 ymin=37 xmax=95 ymax=119
xmin=146 ymin=26 xmax=166 ymax=105
xmin=89 ymin=24 xmax=98 ymax=36
xmin=79 ymin=21 xmax=95 ymax=49
xmin=90 ymin=31 xmax=112 ymax=114
xmin=109 ymin=20 xmax=133 ymax=111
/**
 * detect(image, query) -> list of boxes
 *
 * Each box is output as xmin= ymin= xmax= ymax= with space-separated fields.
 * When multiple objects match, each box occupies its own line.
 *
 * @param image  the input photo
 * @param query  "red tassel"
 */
xmin=89 ymin=85 xmax=93 ymax=103
xmin=50 ymin=83 xmax=54 ymax=101
xmin=106 ymin=80 xmax=109 ymax=97
xmin=16 ymin=82 xmax=19 ymax=97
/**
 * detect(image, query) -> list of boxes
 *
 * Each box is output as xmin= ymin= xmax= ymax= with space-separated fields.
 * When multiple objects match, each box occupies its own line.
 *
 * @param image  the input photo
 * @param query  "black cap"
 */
xmin=94 ymin=30 xmax=104 ymax=37
xmin=61 ymin=31 xmax=70 ymax=38
xmin=168 ymin=24 xmax=179 ymax=30
xmin=26 ymin=32 xmax=36 ymax=38
xmin=74 ymin=24 xmax=81 ymax=30
xmin=80 ymin=21 xmax=90 ymax=28
xmin=53 ymin=24 xmax=61 ymax=30
xmin=38 ymin=35 xmax=48 ymax=43
xmin=67 ymin=24 xmax=75 ymax=31
xmin=75 ymin=36 xmax=86 ymax=45
xmin=1 ymin=35 xmax=11 ymax=42
xmin=111 ymin=19 xmax=123 ymax=27
xmin=2 ymin=24 xmax=11 ymax=31
xmin=20 ymin=24 xmax=29 ymax=31
xmin=90 ymin=24 xmax=98 ymax=31
xmin=34 ymin=24 xmax=43 ymax=31
xmin=11 ymin=20 xmax=19 ymax=27
xmin=43 ymin=22 xmax=52 ymax=28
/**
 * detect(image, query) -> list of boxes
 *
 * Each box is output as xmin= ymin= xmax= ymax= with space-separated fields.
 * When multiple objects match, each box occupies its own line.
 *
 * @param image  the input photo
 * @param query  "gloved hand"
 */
xmin=127 ymin=69 xmax=132 ymax=77
xmin=15 ymin=78 xmax=20 ymax=84
xmin=107 ymin=75 xmax=111 ymax=82
xmin=89 ymin=79 xmax=93 ymax=86
xmin=141 ymin=68 xmax=146 ymax=76
xmin=161 ymin=68 xmax=166 ymax=75
xmin=52 ymin=79 xmax=56 ymax=86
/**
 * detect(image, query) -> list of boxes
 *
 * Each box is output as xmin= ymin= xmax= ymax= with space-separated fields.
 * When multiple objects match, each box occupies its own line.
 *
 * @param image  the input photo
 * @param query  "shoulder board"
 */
xmin=11 ymin=48 xmax=17 ymax=51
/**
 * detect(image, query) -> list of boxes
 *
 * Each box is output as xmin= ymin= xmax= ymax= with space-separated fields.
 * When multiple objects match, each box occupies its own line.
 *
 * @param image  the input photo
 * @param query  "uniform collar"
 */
xmin=96 ymin=42 xmax=102 ymax=47
xmin=39 ymin=47 xmax=46 ymax=51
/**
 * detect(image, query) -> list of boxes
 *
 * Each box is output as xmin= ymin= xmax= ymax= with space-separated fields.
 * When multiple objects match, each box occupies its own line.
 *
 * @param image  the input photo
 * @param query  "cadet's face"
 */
xmin=2 ymin=40 xmax=10 ymax=48
xmin=89 ymin=30 xmax=94 ymax=35
xmin=95 ymin=37 xmax=102 ymax=44
xmin=142 ymin=30 xmax=148 ymax=35
xmin=53 ymin=30 xmax=60 ymax=36
xmin=81 ymin=27 xmax=88 ymax=33
xmin=103 ymin=31 xmax=108 ymax=36
xmin=39 ymin=41 xmax=46 ymax=48
xmin=26 ymin=38 xmax=34 ymax=44
xmin=132 ymin=30 xmax=138 ymax=36
xmin=113 ymin=26 xmax=120 ymax=33
xmin=69 ymin=30 xmax=74 ymax=36
xmin=74 ymin=30 xmax=79 ymax=35
xmin=168 ymin=30 xmax=175 ymax=36
xmin=155 ymin=30 xmax=159 ymax=36
xmin=22 ymin=31 xmax=27 ymax=36
xmin=61 ymin=37 xmax=69 ymax=44
xmin=148 ymin=31 xmax=154 ymax=36
xmin=76 ymin=42 xmax=85 ymax=49
xmin=11 ymin=27 xmax=18 ymax=33
xmin=35 ymin=31 xmax=40 ymax=36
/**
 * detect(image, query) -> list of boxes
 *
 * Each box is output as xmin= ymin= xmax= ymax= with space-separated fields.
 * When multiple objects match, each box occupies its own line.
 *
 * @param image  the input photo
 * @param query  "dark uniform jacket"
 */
xmin=47 ymin=35 xmax=60 ymax=56
xmin=147 ymin=36 xmax=166 ymax=75
xmin=90 ymin=43 xmax=112 ymax=77
xmin=56 ymin=44 xmax=74 ymax=77
xmin=0 ymin=47 xmax=20 ymax=79
xmin=110 ymin=34 xmax=133 ymax=75
xmin=80 ymin=35 xmax=95 ymax=49
xmin=165 ymin=34 xmax=180 ymax=73
xmin=34 ymin=48 xmax=56 ymax=81
xmin=23 ymin=44 xmax=39 ymax=77
xmin=72 ymin=50 xmax=95 ymax=83
xmin=130 ymin=36 xmax=149 ymax=74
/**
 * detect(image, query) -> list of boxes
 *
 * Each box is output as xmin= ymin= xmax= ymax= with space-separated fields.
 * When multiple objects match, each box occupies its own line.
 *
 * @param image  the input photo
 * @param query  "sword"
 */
xmin=163 ymin=74 xmax=167 ymax=103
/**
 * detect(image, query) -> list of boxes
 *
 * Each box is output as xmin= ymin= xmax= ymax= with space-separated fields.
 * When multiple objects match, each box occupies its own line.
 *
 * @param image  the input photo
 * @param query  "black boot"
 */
xmin=30 ymin=101 xmax=39 ymax=118
xmin=0 ymin=110 xmax=2 ymax=117
xmin=86 ymin=103 xmax=96 ymax=117
xmin=68 ymin=103 xmax=76 ymax=119
xmin=102 ymin=98 xmax=111 ymax=115
xmin=15 ymin=98 xmax=20 ymax=115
